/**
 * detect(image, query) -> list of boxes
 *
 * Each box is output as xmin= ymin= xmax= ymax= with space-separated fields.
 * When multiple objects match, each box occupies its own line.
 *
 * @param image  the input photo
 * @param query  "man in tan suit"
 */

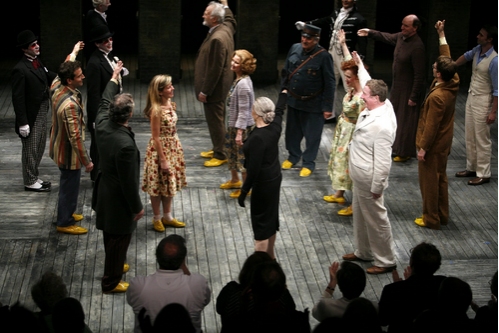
xmin=194 ymin=0 xmax=236 ymax=167
xmin=342 ymin=79 xmax=397 ymax=275
xmin=415 ymin=20 xmax=459 ymax=230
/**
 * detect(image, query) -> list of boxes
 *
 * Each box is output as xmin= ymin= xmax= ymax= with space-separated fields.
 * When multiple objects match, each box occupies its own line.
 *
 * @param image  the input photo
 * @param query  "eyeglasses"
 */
xmin=29 ymin=42 xmax=39 ymax=48
xmin=101 ymin=37 xmax=113 ymax=44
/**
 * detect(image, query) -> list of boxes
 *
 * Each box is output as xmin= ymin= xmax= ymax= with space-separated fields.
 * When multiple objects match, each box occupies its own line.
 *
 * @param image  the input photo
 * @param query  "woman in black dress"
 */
xmin=238 ymin=91 xmax=287 ymax=259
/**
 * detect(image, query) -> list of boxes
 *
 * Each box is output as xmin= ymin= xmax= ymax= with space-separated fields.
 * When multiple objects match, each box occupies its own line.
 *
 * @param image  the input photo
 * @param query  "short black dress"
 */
xmin=242 ymin=93 xmax=286 ymax=240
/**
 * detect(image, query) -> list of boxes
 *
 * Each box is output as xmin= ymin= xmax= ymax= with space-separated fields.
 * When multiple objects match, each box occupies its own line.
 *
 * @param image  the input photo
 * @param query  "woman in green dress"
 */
xmin=324 ymin=30 xmax=370 ymax=216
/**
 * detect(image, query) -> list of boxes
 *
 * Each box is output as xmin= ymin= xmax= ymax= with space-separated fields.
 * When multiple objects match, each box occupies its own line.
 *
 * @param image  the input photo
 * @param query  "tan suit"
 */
xmin=349 ymin=100 xmax=397 ymax=268
xmin=194 ymin=8 xmax=236 ymax=160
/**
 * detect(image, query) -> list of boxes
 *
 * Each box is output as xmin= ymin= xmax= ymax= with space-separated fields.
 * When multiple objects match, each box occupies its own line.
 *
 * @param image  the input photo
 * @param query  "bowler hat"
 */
xmin=301 ymin=24 xmax=321 ymax=38
xmin=88 ymin=24 xmax=114 ymax=43
xmin=16 ymin=30 xmax=38 ymax=48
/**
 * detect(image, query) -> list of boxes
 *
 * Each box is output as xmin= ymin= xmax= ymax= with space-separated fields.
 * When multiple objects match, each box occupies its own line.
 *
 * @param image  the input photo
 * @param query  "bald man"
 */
xmin=358 ymin=15 xmax=426 ymax=162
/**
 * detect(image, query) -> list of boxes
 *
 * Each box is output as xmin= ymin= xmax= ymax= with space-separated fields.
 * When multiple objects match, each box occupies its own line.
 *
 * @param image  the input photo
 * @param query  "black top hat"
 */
xmin=17 ymin=30 xmax=38 ymax=48
xmin=301 ymin=24 xmax=321 ymax=38
xmin=88 ymin=24 xmax=114 ymax=43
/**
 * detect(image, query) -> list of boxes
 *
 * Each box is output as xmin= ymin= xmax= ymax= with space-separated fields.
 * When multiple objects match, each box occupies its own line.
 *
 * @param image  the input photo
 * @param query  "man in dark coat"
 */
xmin=358 ymin=14 xmax=426 ymax=161
xmin=92 ymin=62 xmax=144 ymax=294
xmin=11 ymin=30 xmax=56 ymax=192
xmin=281 ymin=24 xmax=335 ymax=177
xmin=194 ymin=0 xmax=236 ymax=167
xmin=83 ymin=0 xmax=111 ymax=60
xmin=86 ymin=24 xmax=127 ymax=181
xmin=300 ymin=0 xmax=368 ymax=118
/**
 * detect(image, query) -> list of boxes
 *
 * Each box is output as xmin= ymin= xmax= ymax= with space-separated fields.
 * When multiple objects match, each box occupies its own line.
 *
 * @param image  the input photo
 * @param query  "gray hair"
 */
xmin=253 ymin=97 xmax=275 ymax=124
xmin=92 ymin=0 xmax=107 ymax=8
xmin=208 ymin=1 xmax=225 ymax=24
xmin=109 ymin=93 xmax=134 ymax=123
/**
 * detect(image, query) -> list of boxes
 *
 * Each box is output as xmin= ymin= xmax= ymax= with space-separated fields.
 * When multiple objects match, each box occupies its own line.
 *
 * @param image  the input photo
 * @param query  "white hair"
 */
xmin=253 ymin=97 xmax=275 ymax=124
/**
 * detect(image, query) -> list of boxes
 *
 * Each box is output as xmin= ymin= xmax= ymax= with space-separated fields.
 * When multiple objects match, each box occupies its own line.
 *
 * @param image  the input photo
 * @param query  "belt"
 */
xmin=341 ymin=113 xmax=357 ymax=124
xmin=289 ymin=88 xmax=323 ymax=101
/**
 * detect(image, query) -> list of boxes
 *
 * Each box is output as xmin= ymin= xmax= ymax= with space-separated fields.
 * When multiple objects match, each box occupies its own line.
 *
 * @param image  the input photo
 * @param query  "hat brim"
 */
xmin=17 ymin=36 xmax=38 ymax=48
xmin=89 ymin=31 xmax=114 ymax=43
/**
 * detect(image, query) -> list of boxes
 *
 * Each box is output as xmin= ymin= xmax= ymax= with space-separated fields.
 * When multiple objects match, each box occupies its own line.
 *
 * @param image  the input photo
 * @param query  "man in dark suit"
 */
xmin=92 ymin=62 xmax=143 ymax=294
xmin=86 ymin=24 xmax=128 ymax=182
xmin=83 ymin=0 xmax=111 ymax=59
xmin=11 ymin=30 xmax=56 ymax=192
xmin=194 ymin=0 xmax=236 ymax=167
xmin=378 ymin=242 xmax=446 ymax=332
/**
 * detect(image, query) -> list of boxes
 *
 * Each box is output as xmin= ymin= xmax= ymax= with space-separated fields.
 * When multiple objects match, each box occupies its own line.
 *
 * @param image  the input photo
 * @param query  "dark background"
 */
xmin=2 ymin=0 xmax=498 ymax=59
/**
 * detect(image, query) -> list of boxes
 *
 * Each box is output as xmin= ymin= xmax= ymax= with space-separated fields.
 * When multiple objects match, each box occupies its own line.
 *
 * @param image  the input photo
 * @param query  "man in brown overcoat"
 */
xmin=194 ymin=0 xmax=236 ymax=167
xmin=415 ymin=20 xmax=459 ymax=230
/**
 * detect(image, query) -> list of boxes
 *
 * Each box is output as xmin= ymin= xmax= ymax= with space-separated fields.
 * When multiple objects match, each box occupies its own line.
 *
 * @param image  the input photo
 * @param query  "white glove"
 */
xmin=19 ymin=124 xmax=30 ymax=137
xmin=295 ymin=21 xmax=305 ymax=30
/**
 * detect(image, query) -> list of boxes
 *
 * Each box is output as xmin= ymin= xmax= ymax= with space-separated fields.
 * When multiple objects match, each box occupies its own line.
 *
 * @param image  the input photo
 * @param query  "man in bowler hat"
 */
xmin=11 ymin=30 xmax=57 ymax=192
xmin=86 ymin=24 xmax=128 ymax=182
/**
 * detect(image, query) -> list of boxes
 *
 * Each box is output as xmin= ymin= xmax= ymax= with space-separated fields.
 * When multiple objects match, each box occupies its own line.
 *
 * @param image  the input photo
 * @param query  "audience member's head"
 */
xmin=337 ymin=261 xmax=366 ymax=300
xmin=313 ymin=316 xmax=345 ymax=333
xmin=153 ymin=303 xmax=196 ymax=333
xmin=251 ymin=261 xmax=286 ymax=304
xmin=5 ymin=302 xmax=41 ymax=331
xmin=238 ymin=251 xmax=273 ymax=288
xmin=438 ymin=277 xmax=472 ymax=314
xmin=156 ymin=235 xmax=187 ymax=270
xmin=52 ymin=297 xmax=87 ymax=333
xmin=31 ymin=271 xmax=68 ymax=314
xmin=343 ymin=297 xmax=382 ymax=333
xmin=409 ymin=242 xmax=441 ymax=276
xmin=435 ymin=55 xmax=457 ymax=82
xmin=491 ymin=271 xmax=498 ymax=300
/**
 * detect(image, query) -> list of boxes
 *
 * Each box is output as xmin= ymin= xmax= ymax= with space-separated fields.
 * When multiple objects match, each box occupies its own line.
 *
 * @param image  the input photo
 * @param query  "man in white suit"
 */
xmin=342 ymin=79 xmax=397 ymax=275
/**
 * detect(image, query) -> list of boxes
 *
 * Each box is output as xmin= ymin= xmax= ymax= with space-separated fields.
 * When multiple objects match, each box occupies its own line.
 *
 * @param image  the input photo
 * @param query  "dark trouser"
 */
xmin=418 ymin=150 xmax=450 ymax=229
xmin=203 ymin=101 xmax=227 ymax=160
xmin=89 ymin=127 xmax=99 ymax=182
xmin=102 ymin=231 xmax=132 ymax=292
xmin=285 ymin=106 xmax=325 ymax=170
xmin=57 ymin=168 xmax=81 ymax=227
xmin=21 ymin=99 xmax=49 ymax=186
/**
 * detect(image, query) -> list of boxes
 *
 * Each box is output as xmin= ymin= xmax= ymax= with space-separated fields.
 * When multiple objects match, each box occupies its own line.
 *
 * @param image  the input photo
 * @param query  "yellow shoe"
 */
xmin=200 ymin=150 xmax=214 ymax=158
xmin=56 ymin=225 xmax=88 ymax=235
xmin=153 ymin=219 xmax=165 ymax=232
xmin=300 ymin=167 xmax=312 ymax=177
xmin=338 ymin=206 xmax=353 ymax=216
xmin=220 ymin=180 xmax=242 ymax=189
xmin=393 ymin=156 xmax=411 ymax=162
xmin=104 ymin=281 xmax=129 ymax=294
xmin=123 ymin=263 xmax=130 ymax=273
xmin=323 ymin=195 xmax=346 ymax=203
xmin=204 ymin=158 xmax=228 ymax=167
xmin=162 ymin=217 xmax=186 ymax=228
xmin=229 ymin=189 xmax=241 ymax=198
xmin=229 ymin=189 xmax=251 ymax=198
xmin=281 ymin=160 xmax=293 ymax=169
xmin=414 ymin=216 xmax=426 ymax=227
xmin=72 ymin=213 xmax=84 ymax=222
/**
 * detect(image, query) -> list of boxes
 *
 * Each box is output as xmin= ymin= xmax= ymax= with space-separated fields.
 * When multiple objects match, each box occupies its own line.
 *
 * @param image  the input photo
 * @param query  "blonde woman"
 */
xmin=220 ymin=49 xmax=257 ymax=198
xmin=142 ymin=75 xmax=187 ymax=232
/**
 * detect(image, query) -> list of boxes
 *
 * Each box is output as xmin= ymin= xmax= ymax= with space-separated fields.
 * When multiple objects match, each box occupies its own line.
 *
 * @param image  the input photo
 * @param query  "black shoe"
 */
xmin=41 ymin=181 xmax=51 ymax=188
xmin=25 ymin=186 xmax=51 ymax=192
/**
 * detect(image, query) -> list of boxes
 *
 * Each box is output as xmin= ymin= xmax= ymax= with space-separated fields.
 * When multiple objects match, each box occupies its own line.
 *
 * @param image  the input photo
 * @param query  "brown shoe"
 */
xmin=342 ymin=253 xmax=367 ymax=261
xmin=455 ymin=170 xmax=477 ymax=177
xmin=366 ymin=265 xmax=396 ymax=275
xmin=468 ymin=177 xmax=490 ymax=185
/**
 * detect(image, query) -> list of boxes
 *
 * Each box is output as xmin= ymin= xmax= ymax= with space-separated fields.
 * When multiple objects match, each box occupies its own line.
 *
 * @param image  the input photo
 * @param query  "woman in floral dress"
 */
xmin=142 ymin=74 xmax=187 ymax=232
xmin=324 ymin=30 xmax=370 ymax=216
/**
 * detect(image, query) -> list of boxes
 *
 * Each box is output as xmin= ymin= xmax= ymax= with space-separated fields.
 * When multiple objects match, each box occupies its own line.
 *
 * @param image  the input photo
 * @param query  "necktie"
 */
xmin=32 ymin=58 xmax=40 ymax=70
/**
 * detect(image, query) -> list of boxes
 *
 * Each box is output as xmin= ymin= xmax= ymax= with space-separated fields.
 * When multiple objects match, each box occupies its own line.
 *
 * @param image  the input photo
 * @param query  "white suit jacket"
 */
xmin=348 ymin=100 xmax=397 ymax=194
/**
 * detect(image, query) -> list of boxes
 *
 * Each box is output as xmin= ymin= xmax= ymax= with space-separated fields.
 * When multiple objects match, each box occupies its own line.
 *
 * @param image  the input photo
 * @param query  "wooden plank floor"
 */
xmin=0 ymin=54 xmax=497 ymax=332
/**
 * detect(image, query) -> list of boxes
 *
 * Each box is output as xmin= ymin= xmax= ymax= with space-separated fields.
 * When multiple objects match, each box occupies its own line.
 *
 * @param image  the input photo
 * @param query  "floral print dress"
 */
xmin=142 ymin=103 xmax=187 ymax=197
